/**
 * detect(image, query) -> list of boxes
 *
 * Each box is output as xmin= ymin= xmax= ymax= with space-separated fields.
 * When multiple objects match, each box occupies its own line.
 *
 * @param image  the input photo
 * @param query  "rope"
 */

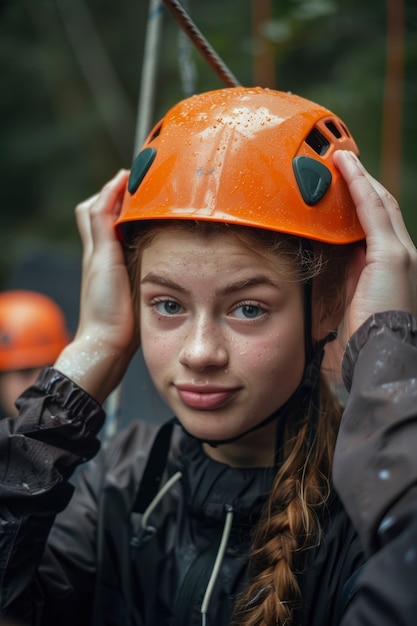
xmin=162 ymin=0 xmax=241 ymax=87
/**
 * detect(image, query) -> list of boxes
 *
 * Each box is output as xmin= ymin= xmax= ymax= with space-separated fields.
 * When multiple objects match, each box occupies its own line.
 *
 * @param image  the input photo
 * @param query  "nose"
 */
xmin=179 ymin=315 xmax=228 ymax=371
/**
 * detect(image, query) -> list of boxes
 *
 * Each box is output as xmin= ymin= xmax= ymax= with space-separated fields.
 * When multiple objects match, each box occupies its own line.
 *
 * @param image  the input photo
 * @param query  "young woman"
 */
xmin=0 ymin=87 xmax=416 ymax=626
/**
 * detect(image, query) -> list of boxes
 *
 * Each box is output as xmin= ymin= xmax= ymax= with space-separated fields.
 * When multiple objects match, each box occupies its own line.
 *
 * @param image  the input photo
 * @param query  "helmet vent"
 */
xmin=128 ymin=148 xmax=157 ymax=194
xmin=148 ymin=121 xmax=163 ymax=143
xmin=340 ymin=122 xmax=351 ymax=137
xmin=325 ymin=121 xmax=342 ymax=138
xmin=305 ymin=128 xmax=329 ymax=155
xmin=293 ymin=156 xmax=332 ymax=206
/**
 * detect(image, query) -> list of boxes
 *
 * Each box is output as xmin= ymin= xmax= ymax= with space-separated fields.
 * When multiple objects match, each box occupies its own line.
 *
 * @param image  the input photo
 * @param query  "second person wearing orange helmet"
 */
xmin=0 ymin=290 xmax=70 ymax=418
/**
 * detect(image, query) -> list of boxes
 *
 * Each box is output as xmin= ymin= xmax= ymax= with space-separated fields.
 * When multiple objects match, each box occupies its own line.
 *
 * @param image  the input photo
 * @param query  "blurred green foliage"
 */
xmin=0 ymin=0 xmax=416 ymax=286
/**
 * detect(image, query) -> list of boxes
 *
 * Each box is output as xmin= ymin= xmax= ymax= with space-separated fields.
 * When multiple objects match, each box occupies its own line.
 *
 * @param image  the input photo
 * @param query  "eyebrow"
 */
xmin=141 ymin=272 xmax=281 ymax=297
xmin=141 ymin=273 xmax=191 ymax=295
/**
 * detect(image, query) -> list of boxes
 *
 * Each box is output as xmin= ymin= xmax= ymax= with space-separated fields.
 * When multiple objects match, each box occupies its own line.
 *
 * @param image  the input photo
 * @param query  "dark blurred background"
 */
xmin=1 ymin=0 xmax=415 ymax=428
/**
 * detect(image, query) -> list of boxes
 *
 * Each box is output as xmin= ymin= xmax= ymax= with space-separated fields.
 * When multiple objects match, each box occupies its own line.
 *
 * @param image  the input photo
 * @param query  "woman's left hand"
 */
xmin=334 ymin=150 xmax=417 ymax=347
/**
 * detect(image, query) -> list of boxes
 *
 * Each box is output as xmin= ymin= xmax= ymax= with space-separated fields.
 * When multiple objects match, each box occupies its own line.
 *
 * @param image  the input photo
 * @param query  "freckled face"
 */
xmin=140 ymin=229 xmax=305 ymax=454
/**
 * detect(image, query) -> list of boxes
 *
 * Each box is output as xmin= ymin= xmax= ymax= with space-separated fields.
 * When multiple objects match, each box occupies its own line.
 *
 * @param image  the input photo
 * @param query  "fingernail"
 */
xmin=344 ymin=150 xmax=359 ymax=163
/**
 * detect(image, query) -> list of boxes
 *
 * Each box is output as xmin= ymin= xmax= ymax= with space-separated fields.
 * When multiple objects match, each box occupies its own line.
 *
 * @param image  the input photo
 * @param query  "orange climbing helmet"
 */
xmin=116 ymin=86 xmax=365 ymax=245
xmin=0 ymin=290 xmax=71 ymax=372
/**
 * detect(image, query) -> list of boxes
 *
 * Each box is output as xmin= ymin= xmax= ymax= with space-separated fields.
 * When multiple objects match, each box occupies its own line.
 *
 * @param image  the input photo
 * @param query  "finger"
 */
xmin=89 ymin=170 xmax=129 ymax=248
xmin=354 ymin=160 xmax=416 ymax=251
xmin=334 ymin=151 xmax=416 ymax=251
xmin=75 ymin=193 xmax=99 ymax=260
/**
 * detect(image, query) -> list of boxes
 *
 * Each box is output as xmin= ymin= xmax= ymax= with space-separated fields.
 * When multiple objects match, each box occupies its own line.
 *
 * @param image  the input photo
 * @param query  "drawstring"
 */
xmin=200 ymin=504 xmax=234 ymax=626
xmin=135 ymin=460 xmax=235 ymax=625
xmin=141 ymin=470 xmax=183 ymax=531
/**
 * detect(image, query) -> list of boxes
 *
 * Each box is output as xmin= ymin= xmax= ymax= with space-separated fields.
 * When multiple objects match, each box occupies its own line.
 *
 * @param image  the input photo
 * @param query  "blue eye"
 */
xmin=155 ymin=300 xmax=182 ymax=315
xmin=234 ymin=304 xmax=263 ymax=319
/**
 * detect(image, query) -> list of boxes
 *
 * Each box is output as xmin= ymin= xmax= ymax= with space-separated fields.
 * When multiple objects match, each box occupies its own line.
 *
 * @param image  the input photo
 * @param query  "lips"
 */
xmin=176 ymin=385 xmax=239 ymax=410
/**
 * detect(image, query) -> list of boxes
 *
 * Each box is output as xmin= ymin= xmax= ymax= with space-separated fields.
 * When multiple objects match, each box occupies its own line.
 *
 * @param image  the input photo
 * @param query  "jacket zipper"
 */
xmin=171 ymin=528 xmax=223 ymax=626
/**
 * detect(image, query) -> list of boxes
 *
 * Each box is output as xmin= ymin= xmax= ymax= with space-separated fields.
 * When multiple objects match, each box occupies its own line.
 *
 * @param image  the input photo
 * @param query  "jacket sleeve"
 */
xmin=333 ymin=311 xmax=417 ymax=625
xmin=0 ymin=367 xmax=105 ymax=625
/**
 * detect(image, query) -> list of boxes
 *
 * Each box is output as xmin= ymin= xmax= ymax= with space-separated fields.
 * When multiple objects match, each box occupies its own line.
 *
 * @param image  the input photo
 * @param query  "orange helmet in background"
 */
xmin=0 ymin=290 xmax=71 ymax=372
xmin=116 ymin=86 xmax=365 ymax=245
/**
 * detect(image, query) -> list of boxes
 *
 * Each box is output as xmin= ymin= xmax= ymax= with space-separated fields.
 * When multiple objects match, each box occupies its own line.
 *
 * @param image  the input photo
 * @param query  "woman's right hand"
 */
xmin=54 ymin=170 xmax=138 ymax=403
